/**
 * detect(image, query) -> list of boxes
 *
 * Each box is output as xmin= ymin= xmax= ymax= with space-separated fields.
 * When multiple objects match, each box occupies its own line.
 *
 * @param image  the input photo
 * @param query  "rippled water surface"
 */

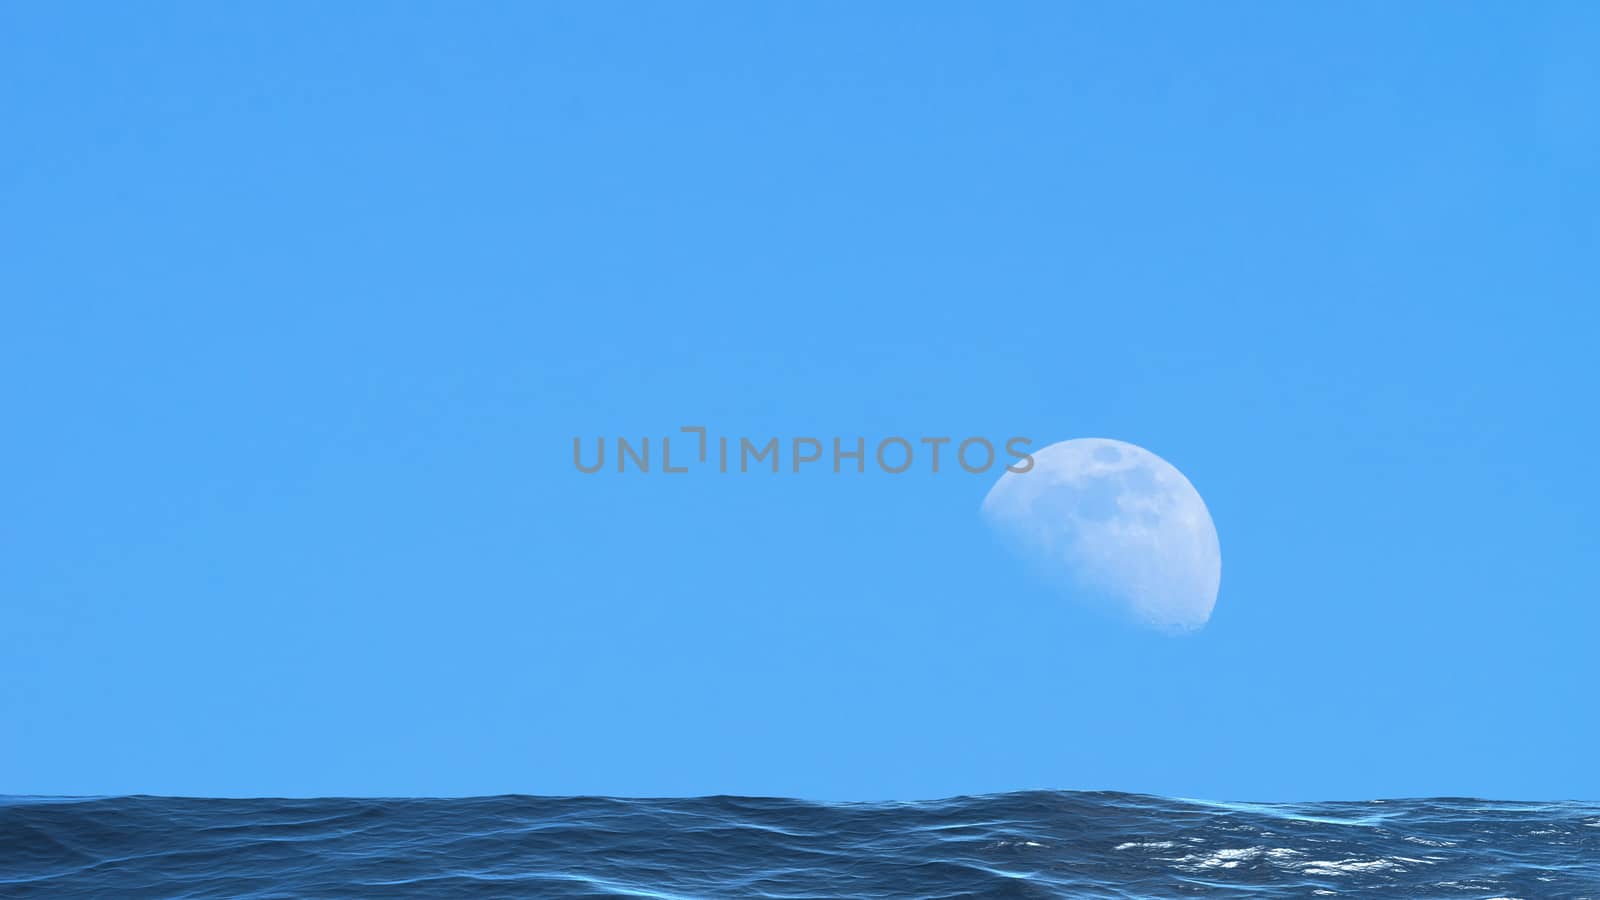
xmin=4 ymin=792 xmax=1597 ymax=897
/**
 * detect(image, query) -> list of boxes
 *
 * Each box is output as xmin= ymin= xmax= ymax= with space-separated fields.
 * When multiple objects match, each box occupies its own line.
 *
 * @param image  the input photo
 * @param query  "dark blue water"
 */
xmin=3 ymin=792 xmax=1597 ymax=898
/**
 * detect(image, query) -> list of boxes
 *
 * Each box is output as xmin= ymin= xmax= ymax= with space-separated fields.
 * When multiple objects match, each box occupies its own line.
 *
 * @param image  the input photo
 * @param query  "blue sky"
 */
xmin=3 ymin=4 xmax=1597 ymax=801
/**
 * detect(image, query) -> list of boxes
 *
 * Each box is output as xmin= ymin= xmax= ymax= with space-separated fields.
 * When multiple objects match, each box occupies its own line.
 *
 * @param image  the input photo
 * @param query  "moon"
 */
xmin=981 ymin=438 xmax=1221 ymax=631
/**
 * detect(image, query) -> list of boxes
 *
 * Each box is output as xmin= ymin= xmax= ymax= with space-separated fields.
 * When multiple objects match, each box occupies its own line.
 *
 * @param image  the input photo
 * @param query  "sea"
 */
xmin=3 ymin=791 xmax=1597 ymax=898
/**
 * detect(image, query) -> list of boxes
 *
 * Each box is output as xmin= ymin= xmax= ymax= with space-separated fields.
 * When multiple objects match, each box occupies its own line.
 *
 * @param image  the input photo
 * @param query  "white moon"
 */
xmin=981 ymin=438 xmax=1221 ymax=631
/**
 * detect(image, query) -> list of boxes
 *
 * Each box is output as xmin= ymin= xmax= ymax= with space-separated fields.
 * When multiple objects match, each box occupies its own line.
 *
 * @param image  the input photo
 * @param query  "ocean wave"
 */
xmin=1 ymin=792 xmax=1596 ymax=897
